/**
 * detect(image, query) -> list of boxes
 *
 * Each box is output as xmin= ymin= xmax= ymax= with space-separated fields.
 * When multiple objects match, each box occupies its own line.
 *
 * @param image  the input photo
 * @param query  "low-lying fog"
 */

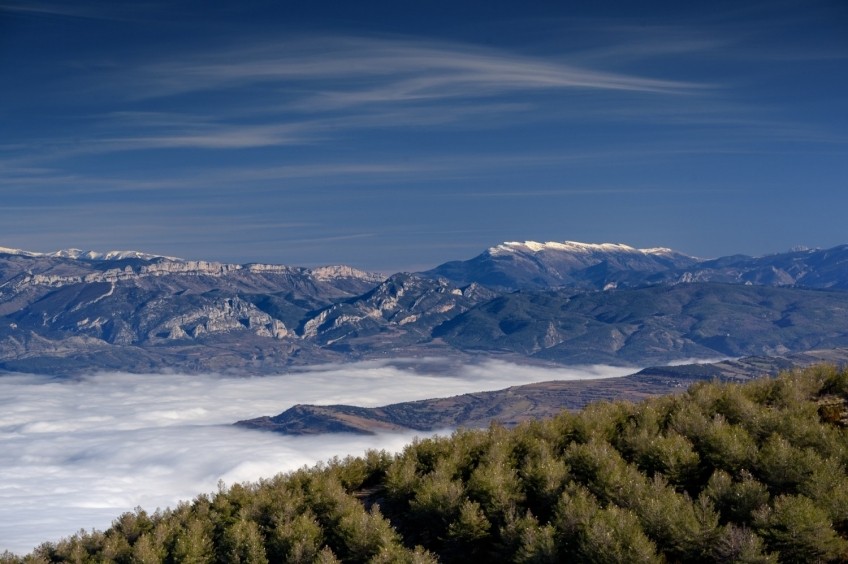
xmin=0 ymin=359 xmax=634 ymax=554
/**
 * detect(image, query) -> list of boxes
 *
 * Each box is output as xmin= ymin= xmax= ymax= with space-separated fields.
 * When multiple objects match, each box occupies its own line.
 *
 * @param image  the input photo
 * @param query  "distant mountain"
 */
xmin=0 ymin=248 xmax=385 ymax=373
xmin=433 ymin=283 xmax=848 ymax=365
xmin=5 ymin=242 xmax=848 ymax=375
xmin=423 ymin=240 xmax=848 ymax=292
xmin=422 ymin=241 xmax=698 ymax=290
xmin=0 ymin=245 xmax=181 ymax=261
xmin=668 ymin=245 xmax=848 ymax=289
xmin=298 ymin=273 xmax=498 ymax=350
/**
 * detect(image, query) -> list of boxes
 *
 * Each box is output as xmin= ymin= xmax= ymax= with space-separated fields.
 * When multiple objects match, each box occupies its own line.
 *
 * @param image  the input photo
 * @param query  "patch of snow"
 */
xmin=310 ymin=265 xmax=385 ymax=283
xmin=103 ymin=250 xmax=183 ymax=261
xmin=640 ymin=247 xmax=677 ymax=255
xmin=246 ymin=264 xmax=297 ymax=274
xmin=491 ymin=240 xmax=681 ymax=256
xmin=2 ymin=246 xmax=181 ymax=261
xmin=0 ymin=246 xmax=41 ymax=257
xmin=49 ymin=249 xmax=97 ymax=259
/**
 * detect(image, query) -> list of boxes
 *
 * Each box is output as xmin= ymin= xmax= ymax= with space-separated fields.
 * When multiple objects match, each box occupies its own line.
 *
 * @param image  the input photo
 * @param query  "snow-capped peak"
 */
xmin=0 ymin=246 xmax=40 ymax=257
xmin=0 ymin=246 xmax=182 ymax=261
xmin=48 ymin=248 xmax=183 ymax=261
xmin=491 ymin=241 xmax=677 ymax=256
xmin=105 ymin=250 xmax=183 ymax=261
xmin=49 ymin=249 xmax=99 ymax=259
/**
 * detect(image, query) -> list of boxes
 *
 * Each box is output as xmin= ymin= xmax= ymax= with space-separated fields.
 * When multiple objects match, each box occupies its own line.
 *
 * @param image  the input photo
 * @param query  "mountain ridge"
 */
xmin=4 ymin=240 xmax=848 ymax=375
xmin=423 ymin=240 xmax=848 ymax=292
xmin=236 ymin=348 xmax=848 ymax=435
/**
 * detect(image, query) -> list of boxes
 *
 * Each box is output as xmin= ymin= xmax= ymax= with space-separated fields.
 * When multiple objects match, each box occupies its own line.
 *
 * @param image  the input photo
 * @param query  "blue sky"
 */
xmin=1 ymin=0 xmax=846 ymax=272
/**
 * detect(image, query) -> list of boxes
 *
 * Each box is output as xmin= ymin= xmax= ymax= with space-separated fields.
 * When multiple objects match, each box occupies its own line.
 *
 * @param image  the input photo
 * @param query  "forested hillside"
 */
xmin=6 ymin=365 xmax=848 ymax=563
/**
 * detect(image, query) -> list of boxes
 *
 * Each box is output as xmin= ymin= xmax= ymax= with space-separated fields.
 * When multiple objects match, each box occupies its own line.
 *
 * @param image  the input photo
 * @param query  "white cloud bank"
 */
xmin=0 ymin=359 xmax=634 ymax=554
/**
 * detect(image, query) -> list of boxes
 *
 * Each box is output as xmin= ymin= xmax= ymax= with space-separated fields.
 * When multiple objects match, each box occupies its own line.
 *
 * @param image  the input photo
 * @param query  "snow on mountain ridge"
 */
xmin=0 ymin=246 xmax=39 ymax=257
xmin=104 ymin=250 xmax=183 ymax=261
xmin=1 ymin=245 xmax=385 ymax=291
xmin=0 ymin=247 xmax=383 ymax=282
xmin=310 ymin=265 xmax=386 ymax=283
xmin=0 ymin=246 xmax=182 ymax=261
xmin=49 ymin=249 xmax=184 ymax=261
xmin=492 ymin=241 xmax=683 ymax=257
xmin=245 ymin=263 xmax=385 ymax=282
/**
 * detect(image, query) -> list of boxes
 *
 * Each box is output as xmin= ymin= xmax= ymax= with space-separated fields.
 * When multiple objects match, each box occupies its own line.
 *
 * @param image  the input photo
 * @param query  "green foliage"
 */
xmin=701 ymin=415 xmax=760 ymax=475
xmin=553 ymin=484 xmax=660 ymax=562
xmin=517 ymin=436 xmax=569 ymax=520
xmin=570 ymin=400 xmax=634 ymax=444
xmin=267 ymin=512 xmax=323 ymax=563
xmin=335 ymin=505 xmax=400 ymax=561
xmin=711 ymin=524 xmax=776 ymax=563
xmin=705 ymin=469 xmax=770 ymax=524
xmin=756 ymin=434 xmax=820 ymax=494
xmin=130 ymin=531 xmax=166 ymax=563
xmin=11 ymin=364 xmax=848 ymax=563
xmin=622 ymin=412 xmax=702 ymax=489
xmin=170 ymin=515 xmax=214 ymax=563
xmin=385 ymin=450 xmax=421 ymax=500
xmin=754 ymin=494 xmax=848 ymax=562
xmin=448 ymin=500 xmax=492 ymax=546
xmin=799 ymin=456 xmax=848 ymax=530
xmin=466 ymin=439 xmax=524 ymax=522
xmin=410 ymin=460 xmax=465 ymax=525
xmin=580 ymin=504 xmax=661 ymax=563
xmin=220 ymin=518 xmax=267 ymax=564
xmin=511 ymin=521 xmax=558 ymax=564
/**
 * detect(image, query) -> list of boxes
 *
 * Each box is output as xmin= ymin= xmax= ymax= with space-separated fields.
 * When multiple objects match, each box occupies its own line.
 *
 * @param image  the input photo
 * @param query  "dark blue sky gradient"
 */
xmin=1 ymin=0 xmax=846 ymax=271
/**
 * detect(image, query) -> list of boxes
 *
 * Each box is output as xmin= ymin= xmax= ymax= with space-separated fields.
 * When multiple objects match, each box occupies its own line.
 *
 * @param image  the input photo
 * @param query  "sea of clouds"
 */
xmin=0 ymin=359 xmax=634 ymax=554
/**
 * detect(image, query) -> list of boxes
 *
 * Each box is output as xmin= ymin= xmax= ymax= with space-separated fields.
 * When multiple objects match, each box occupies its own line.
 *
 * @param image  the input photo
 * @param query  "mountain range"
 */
xmin=425 ymin=240 xmax=848 ymax=291
xmin=3 ymin=241 xmax=848 ymax=375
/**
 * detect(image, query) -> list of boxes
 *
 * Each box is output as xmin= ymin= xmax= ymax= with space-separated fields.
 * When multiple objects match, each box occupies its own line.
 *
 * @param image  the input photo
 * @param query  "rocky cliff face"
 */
xmin=298 ymin=274 xmax=497 ymax=349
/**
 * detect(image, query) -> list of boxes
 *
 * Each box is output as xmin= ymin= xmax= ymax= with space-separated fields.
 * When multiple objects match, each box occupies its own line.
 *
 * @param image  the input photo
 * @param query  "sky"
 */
xmin=1 ymin=0 xmax=846 ymax=272
xmin=0 ymin=359 xmax=633 ymax=554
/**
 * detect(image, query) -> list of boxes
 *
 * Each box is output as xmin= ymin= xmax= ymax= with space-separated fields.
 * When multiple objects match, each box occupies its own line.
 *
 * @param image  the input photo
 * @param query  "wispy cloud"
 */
xmin=2 ymin=102 xmax=536 ymax=160
xmin=120 ymin=36 xmax=705 ymax=106
xmin=0 ymin=360 xmax=634 ymax=554
xmin=1 ymin=34 xmax=720 ymax=161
